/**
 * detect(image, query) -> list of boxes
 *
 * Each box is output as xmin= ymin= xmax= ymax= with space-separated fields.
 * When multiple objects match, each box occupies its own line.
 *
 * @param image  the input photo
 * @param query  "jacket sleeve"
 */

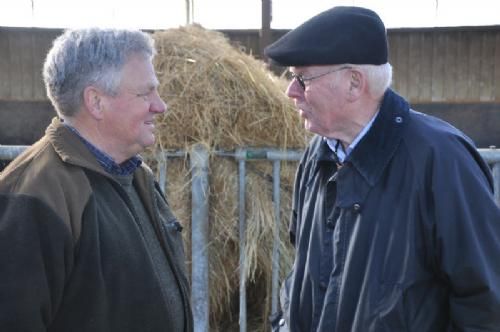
xmin=270 ymin=170 xmax=300 ymax=332
xmin=0 ymin=194 xmax=74 ymax=331
xmin=429 ymin=142 xmax=500 ymax=330
xmin=273 ymin=150 xmax=308 ymax=330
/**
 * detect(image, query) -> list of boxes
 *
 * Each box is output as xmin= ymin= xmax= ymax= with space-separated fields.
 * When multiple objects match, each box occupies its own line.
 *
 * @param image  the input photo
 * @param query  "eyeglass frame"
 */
xmin=290 ymin=66 xmax=352 ymax=90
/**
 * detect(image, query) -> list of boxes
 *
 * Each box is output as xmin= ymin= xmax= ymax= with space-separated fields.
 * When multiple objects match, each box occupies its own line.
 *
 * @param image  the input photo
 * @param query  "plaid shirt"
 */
xmin=65 ymin=125 xmax=142 ymax=176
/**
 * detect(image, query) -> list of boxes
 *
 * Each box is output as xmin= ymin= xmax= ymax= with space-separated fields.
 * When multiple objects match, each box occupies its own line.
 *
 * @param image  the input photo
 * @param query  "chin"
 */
xmin=141 ymin=132 xmax=156 ymax=144
xmin=304 ymin=125 xmax=322 ymax=136
xmin=143 ymin=140 xmax=155 ymax=148
xmin=304 ymin=121 xmax=315 ymax=133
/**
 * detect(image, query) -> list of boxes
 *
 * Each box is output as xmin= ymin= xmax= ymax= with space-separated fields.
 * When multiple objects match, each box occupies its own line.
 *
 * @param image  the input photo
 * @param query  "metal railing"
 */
xmin=1 ymin=144 xmax=500 ymax=332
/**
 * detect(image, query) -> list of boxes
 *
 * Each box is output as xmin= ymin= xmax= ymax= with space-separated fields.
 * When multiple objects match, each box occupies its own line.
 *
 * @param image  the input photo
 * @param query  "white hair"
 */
xmin=350 ymin=63 xmax=392 ymax=98
xmin=43 ymin=28 xmax=155 ymax=118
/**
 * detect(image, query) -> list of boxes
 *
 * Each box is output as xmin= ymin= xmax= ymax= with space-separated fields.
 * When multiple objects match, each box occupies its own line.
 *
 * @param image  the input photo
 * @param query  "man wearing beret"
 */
xmin=265 ymin=6 xmax=500 ymax=332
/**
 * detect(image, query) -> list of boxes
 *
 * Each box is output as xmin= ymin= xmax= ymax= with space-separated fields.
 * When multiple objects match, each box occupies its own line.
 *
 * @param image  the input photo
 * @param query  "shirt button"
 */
xmin=279 ymin=318 xmax=285 ymax=326
xmin=326 ymin=218 xmax=335 ymax=229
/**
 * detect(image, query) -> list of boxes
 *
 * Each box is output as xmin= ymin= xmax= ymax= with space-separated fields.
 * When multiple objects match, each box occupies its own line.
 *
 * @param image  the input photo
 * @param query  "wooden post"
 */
xmin=260 ymin=0 xmax=272 ymax=61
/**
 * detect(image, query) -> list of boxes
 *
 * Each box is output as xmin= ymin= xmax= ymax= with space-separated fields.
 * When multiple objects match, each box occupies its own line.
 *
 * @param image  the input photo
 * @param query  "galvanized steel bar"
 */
xmin=2 ymin=144 xmax=499 ymax=211
xmin=1 ymin=146 xmax=497 ymax=164
xmin=492 ymin=163 xmax=500 ymax=206
xmin=232 ymin=148 xmax=302 ymax=161
xmin=157 ymin=150 xmax=187 ymax=193
xmin=232 ymin=148 xmax=301 ymax=330
xmin=266 ymin=149 xmax=303 ymax=161
xmin=479 ymin=148 xmax=500 ymax=163
xmin=478 ymin=148 xmax=500 ymax=206
xmin=157 ymin=153 xmax=167 ymax=193
xmin=238 ymin=158 xmax=247 ymax=332
xmin=0 ymin=145 xmax=28 ymax=160
xmin=190 ymin=144 xmax=210 ymax=332
xmin=271 ymin=159 xmax=281 ymax=314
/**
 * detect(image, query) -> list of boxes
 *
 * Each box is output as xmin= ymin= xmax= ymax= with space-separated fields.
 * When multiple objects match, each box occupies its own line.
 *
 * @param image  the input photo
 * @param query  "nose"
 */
xmin=150 ymin=90 xmax=167 ymax=114
xmin=286 ymin=79 xmax=304 ymax=100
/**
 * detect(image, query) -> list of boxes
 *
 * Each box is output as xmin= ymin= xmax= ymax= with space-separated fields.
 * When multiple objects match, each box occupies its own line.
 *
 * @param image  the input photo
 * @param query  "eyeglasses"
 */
xmin=290 ymin=66 xmax=352 ymax=90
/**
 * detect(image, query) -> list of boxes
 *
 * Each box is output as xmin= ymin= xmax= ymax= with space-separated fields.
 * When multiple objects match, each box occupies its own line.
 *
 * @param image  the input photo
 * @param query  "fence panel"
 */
xmin=1 ymin=145 xmax=499 ymax=332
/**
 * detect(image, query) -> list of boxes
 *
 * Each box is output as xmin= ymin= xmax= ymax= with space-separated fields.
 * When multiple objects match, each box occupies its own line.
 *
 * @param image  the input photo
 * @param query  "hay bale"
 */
xmin=148 ymin=25 xmax=310 ymax=331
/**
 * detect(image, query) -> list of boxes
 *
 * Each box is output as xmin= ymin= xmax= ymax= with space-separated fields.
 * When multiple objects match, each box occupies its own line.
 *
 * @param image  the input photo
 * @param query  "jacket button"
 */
xmin=353 ymin=203 xmax=361 ymax=211
xmin=326 ymin=218 xmax=335 ymax=229
xmin=279 ymin=318 xmax=285 ymax=326
xmin=320 ymin=281 xmax=328 ymax=289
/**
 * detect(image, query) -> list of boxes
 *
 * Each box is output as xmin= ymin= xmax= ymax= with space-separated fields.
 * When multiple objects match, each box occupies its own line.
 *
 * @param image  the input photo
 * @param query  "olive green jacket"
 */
xmin=0 ymin=117 xmax=193 ymax=331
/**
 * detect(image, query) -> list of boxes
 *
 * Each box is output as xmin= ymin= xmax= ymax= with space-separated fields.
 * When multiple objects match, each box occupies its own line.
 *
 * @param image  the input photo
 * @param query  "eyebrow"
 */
xmin=140 ymin=82 xmax=159 ymax=92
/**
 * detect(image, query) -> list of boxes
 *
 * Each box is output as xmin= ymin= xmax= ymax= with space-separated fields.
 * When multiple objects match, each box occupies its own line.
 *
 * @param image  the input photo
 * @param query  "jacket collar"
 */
xmin=347 ymin=89 xmax=409 ymax=186
xmin=46 ymin=117 xmax=147 ymax=179
xmin=64 ymin=124 xmax=142 ymax=176
xmin=312 ymin=89 xmax=409 ymax=187
xmin=46 ymin=117 xmax=104 ymax=174
xmin=316 ymin=137 xmax=339 ymax=163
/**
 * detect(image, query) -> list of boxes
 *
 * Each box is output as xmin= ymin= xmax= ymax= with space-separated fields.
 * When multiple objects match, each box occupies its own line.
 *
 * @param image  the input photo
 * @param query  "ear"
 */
xmin=347 ymin=69 xmax=364 ymax=101
xmin=83 ymin=86 xmax=105 ymax=120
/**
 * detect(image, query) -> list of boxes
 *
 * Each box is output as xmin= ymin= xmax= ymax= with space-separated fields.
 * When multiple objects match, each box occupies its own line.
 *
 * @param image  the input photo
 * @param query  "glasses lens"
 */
xmin=291 ymin=73 xmax=305 ymax=90
xmin=297 ymin=76 xmax=305 ymax=90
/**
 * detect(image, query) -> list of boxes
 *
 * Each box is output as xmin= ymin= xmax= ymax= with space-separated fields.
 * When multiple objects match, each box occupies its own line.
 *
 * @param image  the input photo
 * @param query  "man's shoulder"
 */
xmin=0 ymin=136 xmax=93 ymax=226
xmin=0 ymin=137 xmax=54 ymax=190
xmin=408 ymin=110 xmax=472 ymax=142
xmin=2 ymin=137 xmax=74 ymax=188
xmin=403 ymin=110 xmax=477 ymax=155
xmin=401 ymin=110 xmax=488 ymax=182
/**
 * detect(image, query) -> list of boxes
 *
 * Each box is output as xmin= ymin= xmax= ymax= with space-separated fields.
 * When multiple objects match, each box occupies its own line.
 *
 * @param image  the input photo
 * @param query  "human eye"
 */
xmin=136 ymin=90 xmax=153 ymax=101
xmin=289 ymin=72 xmax=305 ymax=89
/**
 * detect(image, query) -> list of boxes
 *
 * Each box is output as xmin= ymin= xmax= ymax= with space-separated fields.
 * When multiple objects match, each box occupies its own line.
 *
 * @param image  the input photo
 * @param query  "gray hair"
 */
xmin=349 ymin=63 xmax=392 ymax=99
xmin=43 ymin=28 xmax=156 ymax=118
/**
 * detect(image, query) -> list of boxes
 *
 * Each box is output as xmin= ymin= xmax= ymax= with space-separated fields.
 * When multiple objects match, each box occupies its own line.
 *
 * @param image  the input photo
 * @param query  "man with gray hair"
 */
xmin=265 ymin=6 xmax=500 ymax=331
xmin=0 ymin=28 xmax=193 ymax=331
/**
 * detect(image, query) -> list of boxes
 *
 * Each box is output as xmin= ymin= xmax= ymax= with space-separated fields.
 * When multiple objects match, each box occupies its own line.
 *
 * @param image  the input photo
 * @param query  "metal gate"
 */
xmin=1 ymin=144 xmax=500 ymax=332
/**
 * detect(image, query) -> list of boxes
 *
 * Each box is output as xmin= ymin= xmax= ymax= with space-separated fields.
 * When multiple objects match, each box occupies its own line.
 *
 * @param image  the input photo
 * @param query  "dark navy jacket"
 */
xmin=282 ymin=89 xmax=500 ymax=331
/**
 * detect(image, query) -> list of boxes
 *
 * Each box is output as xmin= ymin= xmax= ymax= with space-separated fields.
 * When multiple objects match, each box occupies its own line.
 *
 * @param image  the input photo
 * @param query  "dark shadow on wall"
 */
xmin=413 ymin=103 xmax=500 ymax=148
xmin=0 ymin=101 xmax=55 ymax=145
xmin=0 ymin=101 xmax=54 ymax=171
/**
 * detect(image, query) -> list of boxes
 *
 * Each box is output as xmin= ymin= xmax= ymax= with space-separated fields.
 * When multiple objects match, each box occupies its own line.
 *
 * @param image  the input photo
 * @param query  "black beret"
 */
xmin=264 ymin=6 xmax=388 ymax=67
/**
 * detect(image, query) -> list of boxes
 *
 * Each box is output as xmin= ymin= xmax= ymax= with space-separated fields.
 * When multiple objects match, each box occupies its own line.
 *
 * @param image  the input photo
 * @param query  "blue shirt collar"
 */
xmin=65 ymin=124 xmax=142 ymax=176
xmin=325 ymin=110 xmax=379 ymax=163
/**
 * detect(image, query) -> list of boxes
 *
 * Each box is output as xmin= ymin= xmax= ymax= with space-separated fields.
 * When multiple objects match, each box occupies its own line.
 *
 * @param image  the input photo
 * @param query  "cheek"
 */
xmin=311 ymin=87 xmax=338 ymax=112
xmin=112 ymin=105 xmax=146 ymax=129
xmin=305 ymin=97 xmax=327 ymax=119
